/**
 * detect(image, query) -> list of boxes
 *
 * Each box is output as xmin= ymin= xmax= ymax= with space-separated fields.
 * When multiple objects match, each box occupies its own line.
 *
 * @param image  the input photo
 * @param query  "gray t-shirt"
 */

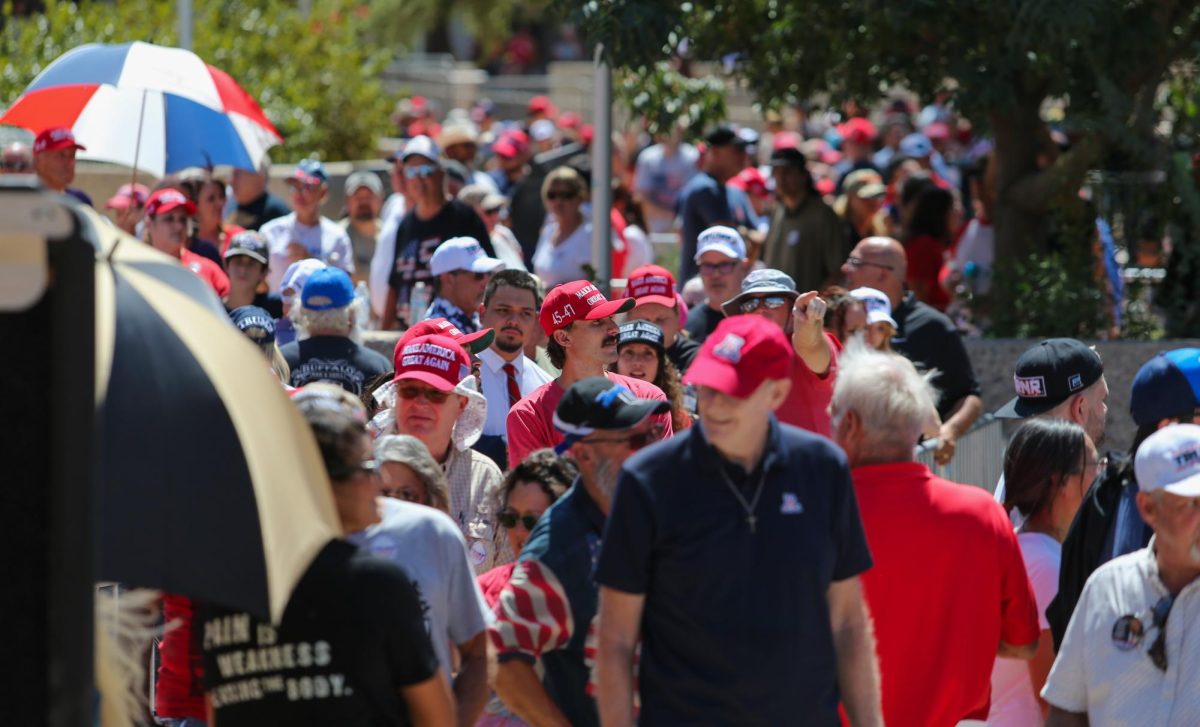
xmin=348 ymin=498 xmax=492 ymax=675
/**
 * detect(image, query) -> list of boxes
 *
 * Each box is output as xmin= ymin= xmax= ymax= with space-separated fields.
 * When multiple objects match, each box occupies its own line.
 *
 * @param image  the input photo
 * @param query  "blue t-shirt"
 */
xmin=676 ymin=172 xmax=758 ymax=284
xmin=595 ymin=417 xmax=873 ymax=726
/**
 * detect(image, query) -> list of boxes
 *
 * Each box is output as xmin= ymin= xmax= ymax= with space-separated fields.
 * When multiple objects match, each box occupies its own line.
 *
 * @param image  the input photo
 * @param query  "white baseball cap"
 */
xmin=850 ymin=287 xmax=898 ymax=328
xmin=1135 ymin=423 xmax=1200 ymax=497
xmin=694 ymin=225 xmax=747 ymax=262
xmin=429 ymin=237 xmax=505 ymax=277
xmin=530 ymin=119 xmax=557 ymax=142
xmin=401 ymin=135 xmax=442 ymax=164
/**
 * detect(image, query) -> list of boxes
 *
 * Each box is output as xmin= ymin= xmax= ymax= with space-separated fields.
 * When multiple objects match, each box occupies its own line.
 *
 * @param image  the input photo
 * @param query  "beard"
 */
xmin=594 ymin=455 xmax=622 ymax=502
xmin=495 ymin=334 xmax=524 ymax=354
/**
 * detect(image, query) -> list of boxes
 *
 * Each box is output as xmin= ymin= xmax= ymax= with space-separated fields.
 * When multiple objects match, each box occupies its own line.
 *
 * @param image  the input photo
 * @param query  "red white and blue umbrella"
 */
xmin=0 ymin=41 xmax=283 ymax=176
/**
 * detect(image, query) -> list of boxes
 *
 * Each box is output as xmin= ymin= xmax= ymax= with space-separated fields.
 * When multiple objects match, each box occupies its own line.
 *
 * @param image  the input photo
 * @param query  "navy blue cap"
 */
xmin=300 ymin=267 xmax=354 ymax=311
xmin=1130 ymin=348 xmax=1200 ymax=427
xmin=617 ymin=320 xmax=665 ymax=354
xmin=229 ymin=305 xmax=276 ymax=343
xmin=289 ymin=158 xmax=328 ymax=186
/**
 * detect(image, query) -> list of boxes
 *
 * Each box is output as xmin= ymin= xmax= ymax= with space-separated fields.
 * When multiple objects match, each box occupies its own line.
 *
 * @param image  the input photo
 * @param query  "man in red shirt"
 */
xmin=506 ymin=280 xmax=673 ymax=465
xmin=144 ymin=188 xmax=230 ymax=298
xmin=721 ymin=268 xmax=838 ymax=437
xmin=830 ymin=345 xmax=1040 ymax=727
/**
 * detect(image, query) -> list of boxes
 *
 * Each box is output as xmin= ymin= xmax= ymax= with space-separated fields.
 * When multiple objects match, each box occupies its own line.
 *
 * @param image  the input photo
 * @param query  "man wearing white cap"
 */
xmin=683 ymin=225 xmax=751 ymax=345
xmin=1043 ymin=423 xmax=1200 ymax=727
xmin=424 ymin=237 xmax=505 ymax=334
xmin=847 ymin=287 xmax=899 ymax=350
xmin=340 ymin=170 xmax=384 ymax=276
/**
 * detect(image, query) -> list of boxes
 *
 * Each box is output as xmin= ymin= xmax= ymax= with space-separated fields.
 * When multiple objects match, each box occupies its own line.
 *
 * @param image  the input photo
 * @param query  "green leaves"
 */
xmin=617 ymin=63 xmax=726 ymax=137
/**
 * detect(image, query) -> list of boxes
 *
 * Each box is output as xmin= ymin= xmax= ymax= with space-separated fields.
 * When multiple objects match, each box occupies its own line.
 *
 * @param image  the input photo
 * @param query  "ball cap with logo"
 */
xmin=228 ymin=305 xmax=277 ymax=343
xmin=624 ymin=264 xmax=677 ymax=308
xmin=617 ymin=320 xmax=665 ymax=355
xmin=300 ymin=266 xmax=355 ymax=311
xmin=995 ymin=338 xmax=1104 ymax=419
xmin=539 ymin=279 xmax=635 ymax=336
xmin=721 ymin=268 xmax=799 ymax=316
xmin=393 ymin=333 xmax=472 ymax=392
xmin=553 ymin=376 xmax=671 ymax=452
xmin=1130 ymin=348 xmax=1200 ymax=427
xmin=396 ymin=317 xmax=495 ymax=361
xmin=1134 ymin=423 xmax=1200 ymax=497
xmin=289 ymin=158 xmax=328 ymax=187
xmin=683 ymin=315 xmax=795 ymax=398
xmin=849 ymin=287 xmax=898 ymax=328
xmin=34 ymin=126 xmax=86 ymax=154
xmin=429 ymin=236 xmax=505 ymax=277
xmin=694 ymin=225 xmax=747 ymax=263
xmin=224 ymin=230 xmax=270 ymax=266
xmin=145 ymin=188 xmax=196 ymax=218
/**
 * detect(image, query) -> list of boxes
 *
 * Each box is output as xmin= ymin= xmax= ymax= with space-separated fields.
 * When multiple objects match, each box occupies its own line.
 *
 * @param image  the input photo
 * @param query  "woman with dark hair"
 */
xmin=902 ymin=184 xmax=959 ymax=311
xmin=609 ymin=320 xmax=692 ymax=431
xmin=988 ymin=418 xmax=1098 ymax=727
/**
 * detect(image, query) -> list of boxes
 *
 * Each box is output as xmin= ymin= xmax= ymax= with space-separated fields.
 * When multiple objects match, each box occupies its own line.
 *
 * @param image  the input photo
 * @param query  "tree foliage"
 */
xmin=0 ymin=0 xmax=393 ymax=164
xmin=617 ymin=62 xmax=726 ymax=138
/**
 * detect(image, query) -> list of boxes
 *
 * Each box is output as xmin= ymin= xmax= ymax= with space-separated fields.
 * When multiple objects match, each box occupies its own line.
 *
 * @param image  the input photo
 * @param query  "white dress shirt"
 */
xmin=477 ymin=347 xmax=554 ymax=438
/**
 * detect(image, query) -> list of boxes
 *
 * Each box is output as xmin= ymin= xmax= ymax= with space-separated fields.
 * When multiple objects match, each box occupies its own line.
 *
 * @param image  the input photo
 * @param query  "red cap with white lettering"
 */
xmin=34 ymin=126 xmax=86 ymax=154
xmin=392 ymin=334 xmax=471 ymax=392
xmin=624 ymin=264 xmax=677 ymax=308
xmin=539 ymin=279 xmax=635 ymax=335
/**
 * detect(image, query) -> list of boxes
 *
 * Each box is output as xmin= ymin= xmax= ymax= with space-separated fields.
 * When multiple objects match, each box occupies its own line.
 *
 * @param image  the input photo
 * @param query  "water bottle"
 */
xmin=354 ymin=280 xmax=372 ymax=329
xmin=409 ymin=281 xmax=430 ymax=323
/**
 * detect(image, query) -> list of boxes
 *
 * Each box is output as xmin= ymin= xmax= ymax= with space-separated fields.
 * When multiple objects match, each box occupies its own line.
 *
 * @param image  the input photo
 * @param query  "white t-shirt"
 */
xmin=261 ymin=213 xmax=355 ymax=292
xmin=369 ymin=200 xmax=406 ymax=318
xmin=532 ymin=219 xmax=594 ymax=287
xmin=987 ymin=532 xmax=1060 ymax=727
xmin=1042 ymin=540 xmax=1200 ymax=725
xmin=347 ymin=497 xmax=492 ymax=677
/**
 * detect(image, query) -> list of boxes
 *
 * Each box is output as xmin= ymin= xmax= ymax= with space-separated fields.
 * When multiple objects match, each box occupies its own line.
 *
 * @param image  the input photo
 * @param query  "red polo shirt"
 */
xmin=776 ymin=332 xmax=840 ymax=438
xmin=851 ymin=462 xmax=1039 ymax=727
xmin=180 ymin=248 xmax=230 ymax=298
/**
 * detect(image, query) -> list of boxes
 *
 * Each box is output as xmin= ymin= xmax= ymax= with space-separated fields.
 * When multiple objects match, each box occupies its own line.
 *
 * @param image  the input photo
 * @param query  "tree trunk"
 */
xmin=990 ymin=102 xmax=1051 ymax=264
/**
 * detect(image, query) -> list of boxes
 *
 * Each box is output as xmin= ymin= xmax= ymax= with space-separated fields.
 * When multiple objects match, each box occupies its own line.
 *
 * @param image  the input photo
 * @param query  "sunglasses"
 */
xmin=404 ymin=164 xmax=439 ymax=180
xmin=545 ymin=190 xmax=577 ymax=201
xmin=698 ymin=261 xmax=737 ymax=276
xmin=497 ymin=510 xmax=540 ymax=530
xmin=738 ymin=296 xmax=790 ymax=314
xmin=1148 ymin=594 xmax=1176 ymax=671
xmin=845 ymin=256 xmax=895 ymax=271
xmin=397 ymin=385 xmax=452 ymax=404
xmin=585 ymin=423 xmax=665 ymax=451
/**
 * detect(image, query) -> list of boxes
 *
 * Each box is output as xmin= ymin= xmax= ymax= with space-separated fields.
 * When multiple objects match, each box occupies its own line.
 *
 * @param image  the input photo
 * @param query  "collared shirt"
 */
xmin=443 ymin=445 xmax=513 ymax=574
xmin=424 ymin=296 xmax=480 ymax=333
xmin=1043 ymin=539 xmax=1200 ymax=725
xmin=891 ymin=291 xmax=981 ymax=418
xmin=595 ymin=417 xmax=872 ymax=725
xmin=478 ymin=347 xmax=554 ymax=438
xmin=489 ymin=481 xmax=607 ymax=727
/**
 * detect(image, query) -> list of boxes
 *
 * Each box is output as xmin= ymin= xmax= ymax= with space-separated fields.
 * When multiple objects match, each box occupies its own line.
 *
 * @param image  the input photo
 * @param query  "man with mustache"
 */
xmin=506 ymin=280 xmax=673 ymax=466
xmin=474 ymin=270 xmax=555 ymax=469
xmin=491 ymin=377 xmax=669 ymax=727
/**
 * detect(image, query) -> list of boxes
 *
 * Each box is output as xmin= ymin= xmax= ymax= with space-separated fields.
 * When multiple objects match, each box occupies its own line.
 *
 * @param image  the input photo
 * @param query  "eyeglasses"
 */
xmin=453 ymin=270 xmax=488 ymax=281
xmin=845 ymin=256 xmax=895 ymax=271
xmin=738 ymin=296 xmax=790 ymax=314
xmin=1148 ymin=594 xmax=1176 ymax=671
xmin=397 ymin=385 xmax=452 ymax=404
xmin=497 ymin=510 xmax=541 ymax=530
xmin=404 ymin=164 xmax=439 ymax=180
xmin=698 ymin=261 xmax=737 ymax=276
xmin=545 ymin=190 xmax=577 ymax=201
xmin=585 ymin=422 xmax=665 ymax=451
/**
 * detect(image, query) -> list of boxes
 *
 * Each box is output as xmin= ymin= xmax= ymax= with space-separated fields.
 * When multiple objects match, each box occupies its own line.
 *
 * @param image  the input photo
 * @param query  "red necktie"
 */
xmin=503 ymin=363 xmax=521 ymax=409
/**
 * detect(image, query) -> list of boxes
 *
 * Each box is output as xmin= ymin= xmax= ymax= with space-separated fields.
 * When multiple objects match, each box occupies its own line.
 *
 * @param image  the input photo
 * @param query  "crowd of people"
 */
xmin=20 ymin=93 xmax=1200 ymax=726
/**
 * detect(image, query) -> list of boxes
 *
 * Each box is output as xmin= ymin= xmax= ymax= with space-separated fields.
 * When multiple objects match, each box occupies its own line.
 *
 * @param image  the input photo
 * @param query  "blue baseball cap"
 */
xmin=1130 ymin=348 xmax=1200 ymax=427
xmin=300 ymin=267 xmax=354 ymax=311
xmin=289 ymin=158 xmax=328 ymax=186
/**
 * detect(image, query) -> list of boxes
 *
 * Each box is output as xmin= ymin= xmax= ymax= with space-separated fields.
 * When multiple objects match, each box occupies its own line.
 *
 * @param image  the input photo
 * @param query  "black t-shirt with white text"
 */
xmin=280 ymin=335 xmax=392 ymax=395
xmin=199 ymin=540 xmax=438 ymax=727
xmin=387 ymin=199 xmax=492 ymax=304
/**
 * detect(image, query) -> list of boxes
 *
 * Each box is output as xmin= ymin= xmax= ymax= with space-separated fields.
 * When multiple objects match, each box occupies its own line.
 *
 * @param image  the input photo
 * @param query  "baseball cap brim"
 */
xmin=1163 ymin=473 xmax=1200 ymax=497
xmin=224 ymin=248 xmax=268 ymax=265
xmin=152 ymin=199 xmax=197 ymax=217
xmin=632 ymin=294 xmax=677 ymax=309
xmin=693 ymin=243 xmax=742 ymax=263
xmin=683 ymin=354 xmax=760 ymax=398
xmin=105 ymin=194 xmax=139 ymax=210
xmin=864 ymin=310 xmax=898 ymax=328
xmin=468 ymin=256 xmax=505 ymax=274
xmin=994 ymin=395 xmax=1064 ymax=420
xmin=586 ymin=297 xmax=635 ymax=320
xmin=393 ymin=370 xmax=458 ymax=392
xmin=855 ymin=183 xmax=887 ymax=198
xmin=720 ymin=288 xmax=799 ymax=317
xmin=459 ymin=328 xmax=495 ymax=354
xmin=551 ymin=398 xmax=670 ymax=453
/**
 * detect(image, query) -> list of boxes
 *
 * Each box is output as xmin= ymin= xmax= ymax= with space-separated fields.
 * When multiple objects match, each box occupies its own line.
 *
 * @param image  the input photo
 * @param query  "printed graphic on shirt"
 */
xmin=289 ymin=358 xmax=367 ymax=394
xmin=394 ymin=236 xmax=442 ymax=289
xmin=203 ymin=614 xmax=351 ymax=709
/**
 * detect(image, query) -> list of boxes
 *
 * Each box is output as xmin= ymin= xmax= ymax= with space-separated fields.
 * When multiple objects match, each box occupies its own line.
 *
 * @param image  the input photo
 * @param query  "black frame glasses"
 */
xmin=698 ymin=261 xmax=737 ymax=276
xmin=497 ymin=510 xmax=540 ymax=530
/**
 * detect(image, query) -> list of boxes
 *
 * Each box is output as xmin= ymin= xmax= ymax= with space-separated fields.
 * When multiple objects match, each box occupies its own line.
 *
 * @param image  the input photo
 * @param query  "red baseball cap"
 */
xmin=540 ymin=280 xmax=635 ymax=335
xmin=33 ymin=126 xmax=86 ymax=154
xmin=492 ymin=130 xmax=530 ymax=159
xmin=105 ymin=183 xmax=150 ymax=210
xmin=624 ymin=265 xmax=677 ymax=308
xmin=728 ymin=167 xmax=769 ymax=199
xmin=683 ymin=315 xmax=794 ymax=398
xmin=393 ymin=334 xmax=472 ymax=392
xmin=772 ymin=131 xmax=801 ymax=151
xmin=558 ymin=111 xmax=582 ymax=131
xmin=396 ymin=317 xmax=495 ymax=358
xmin=528 ymin=95 xmax=558 ymax=117
xmin=144 ymin=188 xmax=196 ymax=218
xmin=838 ymin=117 xmax=877 ymax=145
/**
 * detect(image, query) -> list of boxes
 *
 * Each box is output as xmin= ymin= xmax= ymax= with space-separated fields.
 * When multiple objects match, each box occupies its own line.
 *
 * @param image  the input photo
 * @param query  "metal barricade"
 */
xmin=916 ymin=414 xmax=1006 ymax=493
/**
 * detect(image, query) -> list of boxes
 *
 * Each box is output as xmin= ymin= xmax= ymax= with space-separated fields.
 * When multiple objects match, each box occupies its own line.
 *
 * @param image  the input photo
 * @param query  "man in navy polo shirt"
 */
xmin=490 ymin=376 xmax=669 ymax=727
xmin=595 ymin=315 xmax=883 ymax=727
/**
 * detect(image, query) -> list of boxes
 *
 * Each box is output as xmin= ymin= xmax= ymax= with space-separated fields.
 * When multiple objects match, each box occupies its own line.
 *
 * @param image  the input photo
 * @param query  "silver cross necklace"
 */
xmin=716 ymin=462 xmax=767 ymax=534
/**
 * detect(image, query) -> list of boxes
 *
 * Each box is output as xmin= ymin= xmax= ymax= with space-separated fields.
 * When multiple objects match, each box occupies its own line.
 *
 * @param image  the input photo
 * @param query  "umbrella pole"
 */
xmin=130 ymin=89 xmax=148 ymax=187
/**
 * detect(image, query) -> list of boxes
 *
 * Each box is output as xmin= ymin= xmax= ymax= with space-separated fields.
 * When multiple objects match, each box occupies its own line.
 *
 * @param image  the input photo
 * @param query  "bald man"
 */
xmin=843 ymin=236 xmax=981 ymax=464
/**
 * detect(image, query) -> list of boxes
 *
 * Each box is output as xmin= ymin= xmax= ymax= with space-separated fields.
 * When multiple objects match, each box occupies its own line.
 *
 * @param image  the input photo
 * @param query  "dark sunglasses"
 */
xmin=404 ymin=164 xmax=439 ymax=180
xmin=545 ymin=190 xmax=577 ymax=201
xmin=845 ymin=256 xmax=895 ymax=271
xmin=738 ymin=296 xmax=790 ymax=314
xmin=698 ymin=261 xmax=737 ymax=276
xmin=483 ymin=206 xmax=504 ymax=215
xmin=497 ymin=510 xmax=540 ymax=530
xmin=585 ymin=423 xmax=665 ymax=451
xmin=397 ymin=385 xmax=452 ymax=404
xmin=1148 ymin=594 xmax=1176 ymax=671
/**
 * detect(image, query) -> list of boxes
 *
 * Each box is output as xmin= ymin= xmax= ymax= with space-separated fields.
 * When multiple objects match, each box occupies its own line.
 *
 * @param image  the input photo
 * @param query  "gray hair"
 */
xmin=374 ymin=434 xmax=451 ymax=515
xmin=290 ymin=296 xmax=368 ymax=341
xmin=831 ymin=342 xmax=939 ymax=457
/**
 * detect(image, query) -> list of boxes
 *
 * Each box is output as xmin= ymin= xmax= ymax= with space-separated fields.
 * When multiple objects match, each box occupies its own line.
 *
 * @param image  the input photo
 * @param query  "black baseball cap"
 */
xmin=769 ymin=147 xmax=807 ymax=168
xmin=705 ymin=126 xmax=747 ymax=149
xmin=552 ymin=376 xmax=670 ymax=453
xmin=995 ymin=338 xmax=1104 ymax=419
xmin=224 ymin=230 xmax=269 ymax=266
xmin=617 ymin=321 xmax=665 ymax=354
